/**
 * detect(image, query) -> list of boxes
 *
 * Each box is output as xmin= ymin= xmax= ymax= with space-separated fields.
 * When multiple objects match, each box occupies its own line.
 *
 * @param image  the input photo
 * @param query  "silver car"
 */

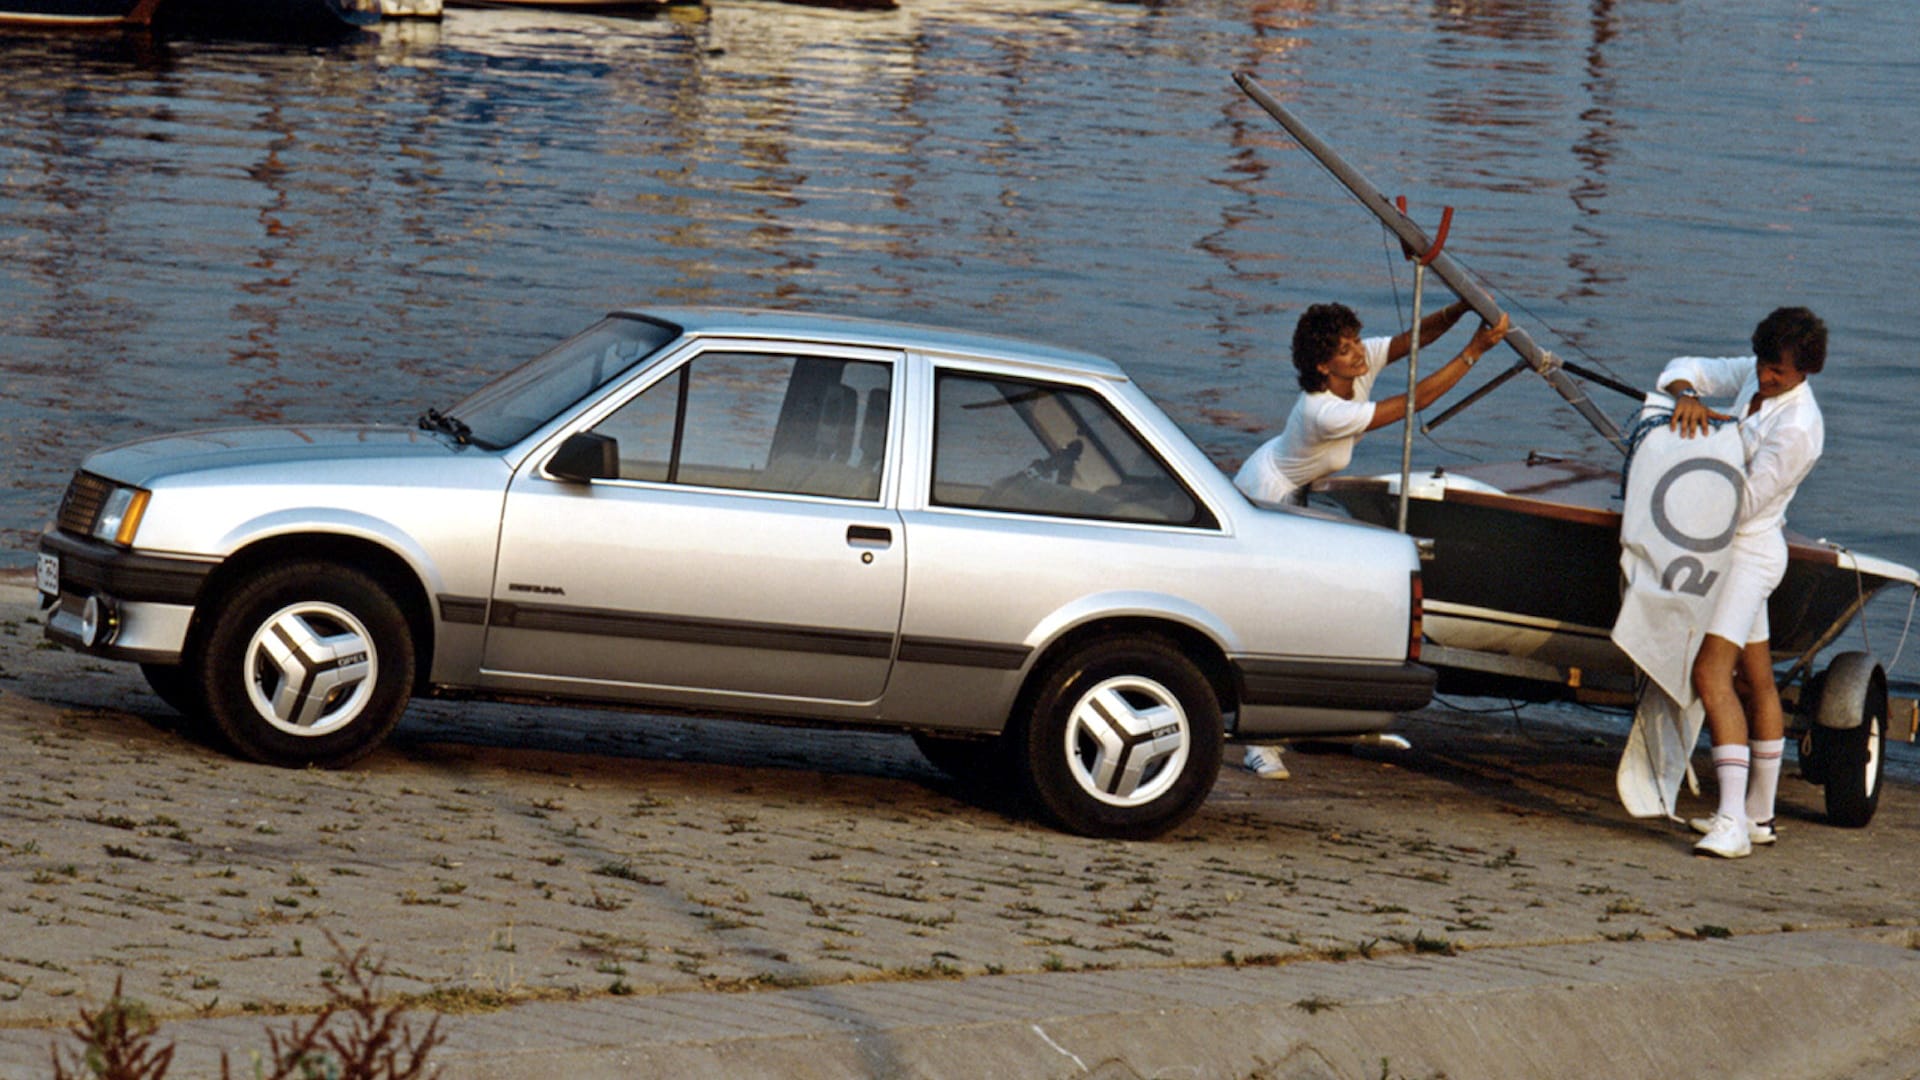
xmin=38 ymin=308 xmax=1431 ymax=838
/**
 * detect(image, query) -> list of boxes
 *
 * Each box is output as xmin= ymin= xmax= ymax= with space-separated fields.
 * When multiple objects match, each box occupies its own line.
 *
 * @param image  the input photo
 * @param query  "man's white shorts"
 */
xmin=1706 ymin=529 xmax=1788 ymax=646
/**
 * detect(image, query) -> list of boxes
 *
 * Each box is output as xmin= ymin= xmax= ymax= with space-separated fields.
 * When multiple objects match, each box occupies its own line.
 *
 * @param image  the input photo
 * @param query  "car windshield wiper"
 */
xmin=417 ymin=408 xmax=472 ymax=445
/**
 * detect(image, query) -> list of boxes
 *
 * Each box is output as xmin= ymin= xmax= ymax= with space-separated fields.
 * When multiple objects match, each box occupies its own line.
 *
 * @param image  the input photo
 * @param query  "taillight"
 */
xmin=1408 ymin=570 xmax=1424 ymax=662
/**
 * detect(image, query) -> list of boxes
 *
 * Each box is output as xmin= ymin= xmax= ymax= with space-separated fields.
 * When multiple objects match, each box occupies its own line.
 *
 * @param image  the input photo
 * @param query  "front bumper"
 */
xmin=38 ymin=530 xmax=215 ymax=663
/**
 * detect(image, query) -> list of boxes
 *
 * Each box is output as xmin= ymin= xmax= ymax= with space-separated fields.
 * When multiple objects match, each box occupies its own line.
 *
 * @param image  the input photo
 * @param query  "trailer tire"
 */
xmin=1810 ymin=652 xmax=1887 ymax=828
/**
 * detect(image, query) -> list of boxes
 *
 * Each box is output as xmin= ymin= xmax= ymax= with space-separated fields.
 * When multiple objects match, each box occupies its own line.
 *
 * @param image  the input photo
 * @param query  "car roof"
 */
xmin=624 ymin=306 xmax=1129 ymax=381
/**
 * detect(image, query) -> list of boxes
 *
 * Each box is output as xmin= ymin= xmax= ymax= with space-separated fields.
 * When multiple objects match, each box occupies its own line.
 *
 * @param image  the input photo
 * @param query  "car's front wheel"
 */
xmin=140 ymin=661 xmax=206 ymax=719
xmin=198 ymin=561 xmax=414 ymax=768
xmin=912 ymin=731 xmax=1010 ymax=789
xmin=1018 ymin=635 xmax=1222 ymax=840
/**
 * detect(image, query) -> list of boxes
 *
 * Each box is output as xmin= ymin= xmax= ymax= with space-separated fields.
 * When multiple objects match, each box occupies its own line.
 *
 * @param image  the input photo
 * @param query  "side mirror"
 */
xmin=547 ymin=432 xmax=619 ymax=483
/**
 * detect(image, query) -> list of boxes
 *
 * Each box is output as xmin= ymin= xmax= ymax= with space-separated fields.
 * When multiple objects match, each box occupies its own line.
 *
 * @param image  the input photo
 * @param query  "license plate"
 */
xmin=36 ymin=552 xmax=58 ymax=598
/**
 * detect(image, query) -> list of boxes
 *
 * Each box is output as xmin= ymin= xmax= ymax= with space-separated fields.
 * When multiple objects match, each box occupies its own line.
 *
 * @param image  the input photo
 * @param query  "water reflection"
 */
xmin=2 ymin=1 xmax=1918 ymax=669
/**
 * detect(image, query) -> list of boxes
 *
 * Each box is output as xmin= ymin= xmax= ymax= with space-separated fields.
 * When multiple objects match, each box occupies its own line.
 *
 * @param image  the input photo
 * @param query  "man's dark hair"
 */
xmin=1292 ymin=303 xmax=1363 ymax=392
xmin=1752 ymin=306 xmax=1826 ymax=374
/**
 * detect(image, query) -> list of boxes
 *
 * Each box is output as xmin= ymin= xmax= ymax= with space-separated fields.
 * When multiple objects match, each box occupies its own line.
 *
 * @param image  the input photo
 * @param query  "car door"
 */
xmin=482 ymin=343 xmax=906 ymax=708
xmin=884 ymin=366 xmax=1226 ymax=732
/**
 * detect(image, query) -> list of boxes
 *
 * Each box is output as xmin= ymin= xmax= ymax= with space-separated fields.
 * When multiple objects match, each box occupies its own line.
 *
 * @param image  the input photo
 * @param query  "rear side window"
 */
xmin=931 ymin=372 xmax=1211 ymax=527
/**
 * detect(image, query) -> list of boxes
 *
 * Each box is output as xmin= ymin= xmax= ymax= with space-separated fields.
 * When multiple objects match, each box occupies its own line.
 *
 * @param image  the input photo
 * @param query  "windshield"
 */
xmin=443 ymin=316 xmax=679 ymax=449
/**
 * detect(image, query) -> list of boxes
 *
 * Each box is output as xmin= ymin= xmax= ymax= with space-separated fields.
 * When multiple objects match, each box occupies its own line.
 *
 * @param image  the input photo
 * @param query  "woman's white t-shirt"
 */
xmin=1233 ymin=336 xmax=1392 ymax=504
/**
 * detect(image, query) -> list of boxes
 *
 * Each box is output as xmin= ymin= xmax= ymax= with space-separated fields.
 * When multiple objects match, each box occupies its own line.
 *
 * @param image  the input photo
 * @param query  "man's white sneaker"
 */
xmin=1689 ymin=816 xmax=1777 ymax=846
xmin=1692 ymin=813 xmax=1753 ymax=859
xmin=1243 ymin=745 xmax=1289 ymax=780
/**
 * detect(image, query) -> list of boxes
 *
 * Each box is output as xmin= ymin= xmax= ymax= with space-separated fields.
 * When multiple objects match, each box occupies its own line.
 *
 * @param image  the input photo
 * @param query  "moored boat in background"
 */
xmin=156 ymin=0 xmax=377 ymax=37
xmin=0 ymin=0 xmax=377 ymax=34
xmin=0 ymin=0 xmax=158 ymax=27
xmin=443 ymin=0 xmax=683 ymax=14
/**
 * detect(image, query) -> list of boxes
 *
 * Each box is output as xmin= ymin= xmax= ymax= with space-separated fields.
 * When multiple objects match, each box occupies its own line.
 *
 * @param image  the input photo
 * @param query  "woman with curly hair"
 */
xmin=1233 ymin=298 xmax=1509 ymax=779
xmin=1234 ymin=299 xmax=1508 ymax=510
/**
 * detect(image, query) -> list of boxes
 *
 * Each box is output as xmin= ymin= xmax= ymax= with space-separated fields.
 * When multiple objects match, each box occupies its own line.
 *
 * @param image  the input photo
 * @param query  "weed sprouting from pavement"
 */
xmin=591 ymin=860 xmax=662 ymax=885
xmin=48 ymin=975 xmax=172 ymax=1080
xmin=50 ymin=932 xmax=444 ymax=1079
xmin=1394 ymin=930 xmax=1456 ymax=956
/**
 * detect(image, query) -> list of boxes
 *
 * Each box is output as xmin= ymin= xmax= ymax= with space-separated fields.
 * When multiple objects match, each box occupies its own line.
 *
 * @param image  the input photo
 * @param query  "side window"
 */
xmin=596 ymin=367 xmax=680 ymax=483
xmin=588 ymin=352 xmax=892 ymax=501
xmin=931 ymin=372 xmax=1207 ymax=527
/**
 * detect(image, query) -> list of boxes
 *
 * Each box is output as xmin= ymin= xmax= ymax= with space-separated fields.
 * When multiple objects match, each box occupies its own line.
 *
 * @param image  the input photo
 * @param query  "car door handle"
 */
xmin=847 ymin=525 xmax=892 ymax=548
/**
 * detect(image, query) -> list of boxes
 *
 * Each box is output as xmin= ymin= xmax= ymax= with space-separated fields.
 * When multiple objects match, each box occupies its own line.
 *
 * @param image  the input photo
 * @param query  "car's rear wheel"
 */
xmin=199 ymin=561 xmax=414 ymax=768
xmin=1018 ymin=635 xmax=1221 ymax=840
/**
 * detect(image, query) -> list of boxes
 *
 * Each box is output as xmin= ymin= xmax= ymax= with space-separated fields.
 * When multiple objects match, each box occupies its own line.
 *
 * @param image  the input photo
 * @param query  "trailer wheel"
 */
xmin=1807 ymin=652 xmax=1887 ymax=828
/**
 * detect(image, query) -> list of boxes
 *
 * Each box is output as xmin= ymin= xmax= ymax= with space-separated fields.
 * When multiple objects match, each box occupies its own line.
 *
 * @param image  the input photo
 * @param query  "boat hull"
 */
xmin=1 ymin=0 xmax=376 ymax=31
xmin=0 ymin=0 xmax=144 ymax=26
xmin=444 ymin=0 xmax=680 ymax=11
xmin=1322 ymin=459 xmax=1917 ymax=700
xmin=156 ymin=0 xmax=377 ymax=36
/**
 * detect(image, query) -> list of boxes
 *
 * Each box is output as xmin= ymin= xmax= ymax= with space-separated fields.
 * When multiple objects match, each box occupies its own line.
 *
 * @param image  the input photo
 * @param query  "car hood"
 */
xmin=83 ymin=425 xmax=461 ymax=486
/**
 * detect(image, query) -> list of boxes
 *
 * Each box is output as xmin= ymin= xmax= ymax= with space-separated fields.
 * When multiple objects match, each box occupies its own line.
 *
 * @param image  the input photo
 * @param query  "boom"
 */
xmin=1233 ymin=72 xmax=1627 ymax=454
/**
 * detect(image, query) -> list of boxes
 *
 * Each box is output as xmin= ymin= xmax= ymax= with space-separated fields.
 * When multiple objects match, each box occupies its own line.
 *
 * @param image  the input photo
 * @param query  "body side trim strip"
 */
xmin=896 ymin=636 xmax=1031 ymax=670
xmin=489 ymin=601 xmax=894 ymax=659
xmin=438 ymin=596 xmax=489 ymax=625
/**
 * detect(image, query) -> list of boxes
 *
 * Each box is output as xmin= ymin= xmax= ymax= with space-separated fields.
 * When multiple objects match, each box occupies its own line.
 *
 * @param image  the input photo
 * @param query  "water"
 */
xmin=3 ymin=0 xmax=1917 ymax=684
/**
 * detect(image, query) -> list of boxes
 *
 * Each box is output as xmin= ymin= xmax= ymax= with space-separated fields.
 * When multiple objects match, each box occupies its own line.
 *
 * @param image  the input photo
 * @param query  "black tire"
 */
xmin=912 ymin=731 xmax=1010 ymax=788
xmin=198 ymin=561 xmax=414 ymax=768
xmin=1016 ymin=635 xmax=1222 ymax=840
xmin=1812 ymin=654 xmax=1888 ymax=828
xmin=140 ymin=662 xmax=206 ymax=718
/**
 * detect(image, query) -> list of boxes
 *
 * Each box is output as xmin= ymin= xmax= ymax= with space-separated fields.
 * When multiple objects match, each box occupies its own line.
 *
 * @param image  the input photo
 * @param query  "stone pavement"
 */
xmin=2 ymin=573 xmax=1919 ymax=1078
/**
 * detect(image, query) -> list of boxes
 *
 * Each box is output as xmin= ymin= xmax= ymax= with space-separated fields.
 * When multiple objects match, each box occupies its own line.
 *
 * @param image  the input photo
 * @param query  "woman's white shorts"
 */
xmin=1706 ymin=529 xmax=1789 ymax=646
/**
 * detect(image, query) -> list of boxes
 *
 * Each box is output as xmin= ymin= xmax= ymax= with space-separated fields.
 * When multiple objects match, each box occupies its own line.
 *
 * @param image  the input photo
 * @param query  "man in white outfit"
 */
xmin=1659 ymin=307 xmax=1827 ymax=858
xmin=1233 ymin=299 xmax=1510 ymax=778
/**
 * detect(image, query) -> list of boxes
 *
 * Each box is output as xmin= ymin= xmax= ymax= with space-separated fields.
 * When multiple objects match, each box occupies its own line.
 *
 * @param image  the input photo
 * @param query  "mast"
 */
xmin=1233 ymin=72 xmax=1627 ymax=455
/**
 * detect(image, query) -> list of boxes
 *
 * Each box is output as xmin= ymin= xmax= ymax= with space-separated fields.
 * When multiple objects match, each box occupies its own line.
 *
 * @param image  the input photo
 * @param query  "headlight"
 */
xmin=92 ymin=486 xmax=151 ymax=546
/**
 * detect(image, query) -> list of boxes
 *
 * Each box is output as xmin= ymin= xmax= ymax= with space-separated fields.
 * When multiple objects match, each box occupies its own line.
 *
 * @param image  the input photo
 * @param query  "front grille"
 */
xmin=56 ymin=472 xmax=112 ymax=536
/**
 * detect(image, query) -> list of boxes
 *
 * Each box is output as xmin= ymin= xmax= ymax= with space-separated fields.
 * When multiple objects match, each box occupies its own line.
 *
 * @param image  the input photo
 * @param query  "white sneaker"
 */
xmin=1243 ymin=745 xmax=1289 ymax=780
xmin=1689 ymin=816 xmax=1777 ymax=846
xmin=1692 ymin=812 xmax=1753 ymax=859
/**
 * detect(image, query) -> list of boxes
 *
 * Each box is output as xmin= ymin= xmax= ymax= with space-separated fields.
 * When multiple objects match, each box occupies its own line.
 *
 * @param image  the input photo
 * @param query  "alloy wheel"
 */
xmin=1061 ymin=674 xmax=1190 ymax=807
xmin=243 ymin=601 xmax=377 ymax=737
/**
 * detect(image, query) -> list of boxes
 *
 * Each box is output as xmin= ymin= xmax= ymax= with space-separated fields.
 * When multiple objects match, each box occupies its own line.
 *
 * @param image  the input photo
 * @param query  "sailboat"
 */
xmin=1234 ymin=73 xmax=1919 ymax=827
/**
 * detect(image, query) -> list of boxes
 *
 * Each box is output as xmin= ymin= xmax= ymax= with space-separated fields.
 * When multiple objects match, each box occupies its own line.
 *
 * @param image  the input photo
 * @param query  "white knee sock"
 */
xmin=1712 ymin=744 xmax=1751 ymax=823
xmin=1746 ymin=738 xmax=1784 ymax=824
